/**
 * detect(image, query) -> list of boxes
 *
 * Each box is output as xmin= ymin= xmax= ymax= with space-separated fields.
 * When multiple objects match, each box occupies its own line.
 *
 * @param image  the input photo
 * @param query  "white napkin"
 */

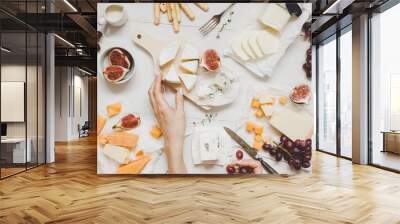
xmin=224 ymin=5 xmax=312 ymax=78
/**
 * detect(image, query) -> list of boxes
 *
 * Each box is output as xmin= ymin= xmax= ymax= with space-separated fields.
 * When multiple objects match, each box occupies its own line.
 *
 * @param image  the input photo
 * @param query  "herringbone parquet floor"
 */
xmin=1 ymin=136 xmax=400 ymax=224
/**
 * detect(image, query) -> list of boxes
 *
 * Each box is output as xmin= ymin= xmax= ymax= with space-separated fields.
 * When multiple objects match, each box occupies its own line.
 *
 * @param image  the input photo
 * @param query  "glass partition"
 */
xmin=370 ymin=3 xmax=400 ymax=172
xmin=317 ymin=36 xmax=337 ymax=154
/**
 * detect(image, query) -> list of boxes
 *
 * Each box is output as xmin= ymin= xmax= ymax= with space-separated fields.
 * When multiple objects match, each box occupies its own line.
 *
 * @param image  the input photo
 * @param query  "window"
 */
xmin=370 ymin=2 xmax=400 ymax=172
xmin=317 ymin=36 xmax=337 ymax=154
xmin=340 ymin=28 xmax=352 ymax=158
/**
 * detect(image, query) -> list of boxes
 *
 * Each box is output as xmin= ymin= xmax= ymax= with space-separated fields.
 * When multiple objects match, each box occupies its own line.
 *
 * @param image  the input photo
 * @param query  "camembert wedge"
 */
xmin=159 ymin=41 xmax=180 ymax=67
xmin=180 ymin=60 xmax=198 ymax=74
xmin=179 ymin=73 xmax=197 ymax=91
xmin=163 ymin=66 xmax=181 ymax=84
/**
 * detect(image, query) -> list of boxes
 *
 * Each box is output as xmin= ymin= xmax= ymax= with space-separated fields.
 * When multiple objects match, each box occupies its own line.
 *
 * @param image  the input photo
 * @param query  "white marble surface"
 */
xmin=97 ymin=3 xmax=312 ymax=174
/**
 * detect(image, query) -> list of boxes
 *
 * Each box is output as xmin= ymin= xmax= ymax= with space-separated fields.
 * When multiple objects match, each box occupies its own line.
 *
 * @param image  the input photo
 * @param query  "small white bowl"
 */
xmin=100 ymin=47 xmax=135 ymax=84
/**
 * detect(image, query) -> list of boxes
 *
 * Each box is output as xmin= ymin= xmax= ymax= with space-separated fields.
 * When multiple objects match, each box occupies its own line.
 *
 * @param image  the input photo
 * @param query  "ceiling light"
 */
xmin=78 ymin=67 xmax=94 ymax=76
xmin=54 ymin=34 xmax=75 ymax=48
xmin=1 ymin=47 xmax=11 ymax=53
xmin=63 ymin=0 xmax=78 ymax=12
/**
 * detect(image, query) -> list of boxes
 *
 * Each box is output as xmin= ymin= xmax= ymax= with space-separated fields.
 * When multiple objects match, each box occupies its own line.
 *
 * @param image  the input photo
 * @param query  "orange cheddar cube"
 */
xmin=255 ymin=134 xmax=262 ymax=142
xmin=246 ymin=121 xmax=254 ymax=132
xmin=106 ymin=102 xmax=122 ymax=117
xmin=251 ymin=98 xmax=261 ymax=108
xmin=254 ymin=125 xmax=264 ymax=135
xmin=135 ymin=150 xmax=144 ymax=158
xmin=279 ymin=96 xmax=288 ymax=105
xmin=255 ymin=109 xmax=264 ymax=118
xmin=150 ymin=126 xmax=163 ymax=139
xmin=253 ymin=141 xmax=263 ymax=151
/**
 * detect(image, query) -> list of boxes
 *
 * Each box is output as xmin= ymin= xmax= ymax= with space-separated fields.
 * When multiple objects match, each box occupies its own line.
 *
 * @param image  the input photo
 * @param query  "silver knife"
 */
xmin=224 ymin=127 xmax=278 ymax=175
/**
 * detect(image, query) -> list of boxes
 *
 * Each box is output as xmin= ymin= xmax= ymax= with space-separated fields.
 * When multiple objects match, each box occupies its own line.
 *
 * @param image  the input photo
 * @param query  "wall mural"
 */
xmin=97 ymin=3 xmax=313 ymax=175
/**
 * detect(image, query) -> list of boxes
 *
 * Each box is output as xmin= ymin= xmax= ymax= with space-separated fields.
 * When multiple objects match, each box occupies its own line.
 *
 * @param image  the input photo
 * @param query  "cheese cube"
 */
xmin=259 ymin=94 xmax=275 ymax=105
xmin=246 ymin=121 xmax=254 ymax=132
xmin=254 ymin=125 xmax=264 ymax=135
xmin=255 ymin=109 xmax=264 ymax=118
xmin=258 ymin=4 xmax=291 ymax=32
xmin=103 ymin=144 xmax=130 ymax=164
xmin=253 ymin=141 xmax=263 ymax=151
xmin=251 ymin=98 xmax=261 ymax=108
xmin=150 ymin=126 xmax=163 ymax=139
xmin=279 ymin=96 xmax=288 ymax=105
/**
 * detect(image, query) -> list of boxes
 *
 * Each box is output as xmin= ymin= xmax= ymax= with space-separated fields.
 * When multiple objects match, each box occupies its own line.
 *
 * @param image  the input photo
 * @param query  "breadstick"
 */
xmin=176 ymin=3 xmax=181 ymax=23
xmin=179 ymin=3 xmax=195 ymax=21
xmin=160 ymin=3 xmax=167 ymax=13
xmin=166 ymin=3 xmax=173 ymax=22
xmin=171 ymin=3 xmax=179 ymax=33
xmin=154 ymin=3 xmax=160 ymax=25
xmin=195 ymin=3 xmax=209 ymax=12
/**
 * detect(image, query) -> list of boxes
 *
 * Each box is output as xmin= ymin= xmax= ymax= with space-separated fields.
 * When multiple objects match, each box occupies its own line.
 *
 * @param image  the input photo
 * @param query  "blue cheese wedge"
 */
xmin=258 ymin=4 xmax=291 ymax=32
xmin=103 ymin=144 xmax=130 ymax=164
xmin=212 ymin=71 xmax=234 ymax=91
xmin=197 ymin=84 xmax=214 ymax=99
xmin=159 ymin=41 xmax=180 ymax=67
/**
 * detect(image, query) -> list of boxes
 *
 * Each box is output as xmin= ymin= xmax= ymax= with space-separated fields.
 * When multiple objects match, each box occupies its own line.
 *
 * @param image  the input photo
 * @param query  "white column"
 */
xmin=352 ymin=14 xmax=369 ymax=164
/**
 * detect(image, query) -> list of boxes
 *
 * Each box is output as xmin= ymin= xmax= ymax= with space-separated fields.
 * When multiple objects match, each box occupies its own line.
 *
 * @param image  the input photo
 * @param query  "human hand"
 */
xmin=231 ymin=159 xmax=263 ymax=174
xmin=148 ymin=74 xmax=187 ymax=174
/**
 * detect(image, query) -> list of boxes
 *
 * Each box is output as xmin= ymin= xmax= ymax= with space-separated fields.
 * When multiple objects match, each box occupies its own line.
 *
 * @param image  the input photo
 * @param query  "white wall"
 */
xmin=54 ymin=67 xmax=89 ymax=141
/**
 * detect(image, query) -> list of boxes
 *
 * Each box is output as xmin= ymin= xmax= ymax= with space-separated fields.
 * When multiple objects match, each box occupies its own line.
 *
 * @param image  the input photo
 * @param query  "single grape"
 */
xmin=307 ymin=48 xmax=311 ymax=55
xmin=239 ymin=166 xmax=249 ymax=174
xmin=305 ymin=146 xmax=312 ymax=153
xmin=302 ymin=161 xmax=311 ymax=168
xmin=270 ymin=147 xmax=277 ymax=156
xmin=299 ymin=140 xmax=307 ymax=149
xmin=294 ymin=139 xmax=301 ymax=148
xmin=293 ymin=159 xmax=302 ymax=170
xmin=280 ymin=135 xmax=288 ymax=144
xmin=293 ymin=147 xmax=301 ymax=155
xmin=305 ymin=139 xmax=312 ymax=146
xmin=236 ymin=150 xmax=243 ymax=160
xmin=304 ymin=154 xmax=312 ymax=161
xmin=262 ymin=143 xmax=272 ymax=152
xmin=275 ymin=151 xmax=283 ymax=161
xmin=285 ymin=140 xmax=295 ymax=150
xmin=226 ymin=165 xmax=235 ymax=174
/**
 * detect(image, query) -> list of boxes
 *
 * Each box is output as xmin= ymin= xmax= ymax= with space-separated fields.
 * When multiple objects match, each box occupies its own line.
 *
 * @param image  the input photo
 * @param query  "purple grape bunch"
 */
xmin=262 ymin=135 xmax=312 ymax=170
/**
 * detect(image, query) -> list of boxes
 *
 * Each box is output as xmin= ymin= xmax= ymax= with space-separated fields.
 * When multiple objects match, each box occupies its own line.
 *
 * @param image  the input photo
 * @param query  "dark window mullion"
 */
xmin=337 ymin=28 xmax=342 ymax=157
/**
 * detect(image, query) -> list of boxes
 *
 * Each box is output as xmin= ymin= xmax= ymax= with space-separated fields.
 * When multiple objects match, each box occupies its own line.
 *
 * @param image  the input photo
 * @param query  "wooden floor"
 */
xmin=1 ymin=136 xmax=400 ymax=224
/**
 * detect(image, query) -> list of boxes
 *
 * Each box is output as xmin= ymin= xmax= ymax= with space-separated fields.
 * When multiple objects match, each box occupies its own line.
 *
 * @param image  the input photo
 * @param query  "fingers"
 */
xmin=148 ymin=75 xmax=159 ymax=115
xmin=175 ymin=89 xmax=184 ymax=111
xmin=154 ymin=74 xmax=169 ymax=109
xmin=235 ymin=159 xmax=261 ymax=169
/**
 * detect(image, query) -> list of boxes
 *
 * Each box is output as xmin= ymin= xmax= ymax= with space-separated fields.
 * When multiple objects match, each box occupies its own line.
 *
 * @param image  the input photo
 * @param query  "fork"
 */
xmin=199 ymin=3 xmax=235 ymax=36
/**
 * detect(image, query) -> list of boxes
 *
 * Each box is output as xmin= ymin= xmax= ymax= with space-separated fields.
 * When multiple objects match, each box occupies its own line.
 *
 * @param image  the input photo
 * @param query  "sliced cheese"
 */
xmin=258 ymin=4 xmax=291 ymax=32
xmin=103 ymin=144 xmax=130 ymax=164
xmin=256 ymin=31 xmax=280 ymax=55
xmin=99 ymin=132 xmax=139 ymax=149
xmin=159 ymin=41 xmax=180 ymax=67
xmin=241 ymin=32 xmax=257 ymax=59
xmin=248 ymin=32 xmax=264 ymax=58
xmin=199 ymin=131 xmax=219 ymax=161
xmin=163 ymin=66 xmax=180 ymax=84
xmin=180 ymin=60 xmax=198 ymax=74
xmin=181 ymin=44 xmax=199 ymax=61
xmin=106 ymin=102 xmax=121 ymax=117
xmin=178 ymin=73 xmax=197 ymax=91
xmin=270 ymin=108 xmax=314 ymax=141
xmin=117 ymin=155 xmax=151 ymax=174
xmin=231 ymin=35 xmax=250 ymax=61
xmin=97 ymin=115 xmax=107 ymax=135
